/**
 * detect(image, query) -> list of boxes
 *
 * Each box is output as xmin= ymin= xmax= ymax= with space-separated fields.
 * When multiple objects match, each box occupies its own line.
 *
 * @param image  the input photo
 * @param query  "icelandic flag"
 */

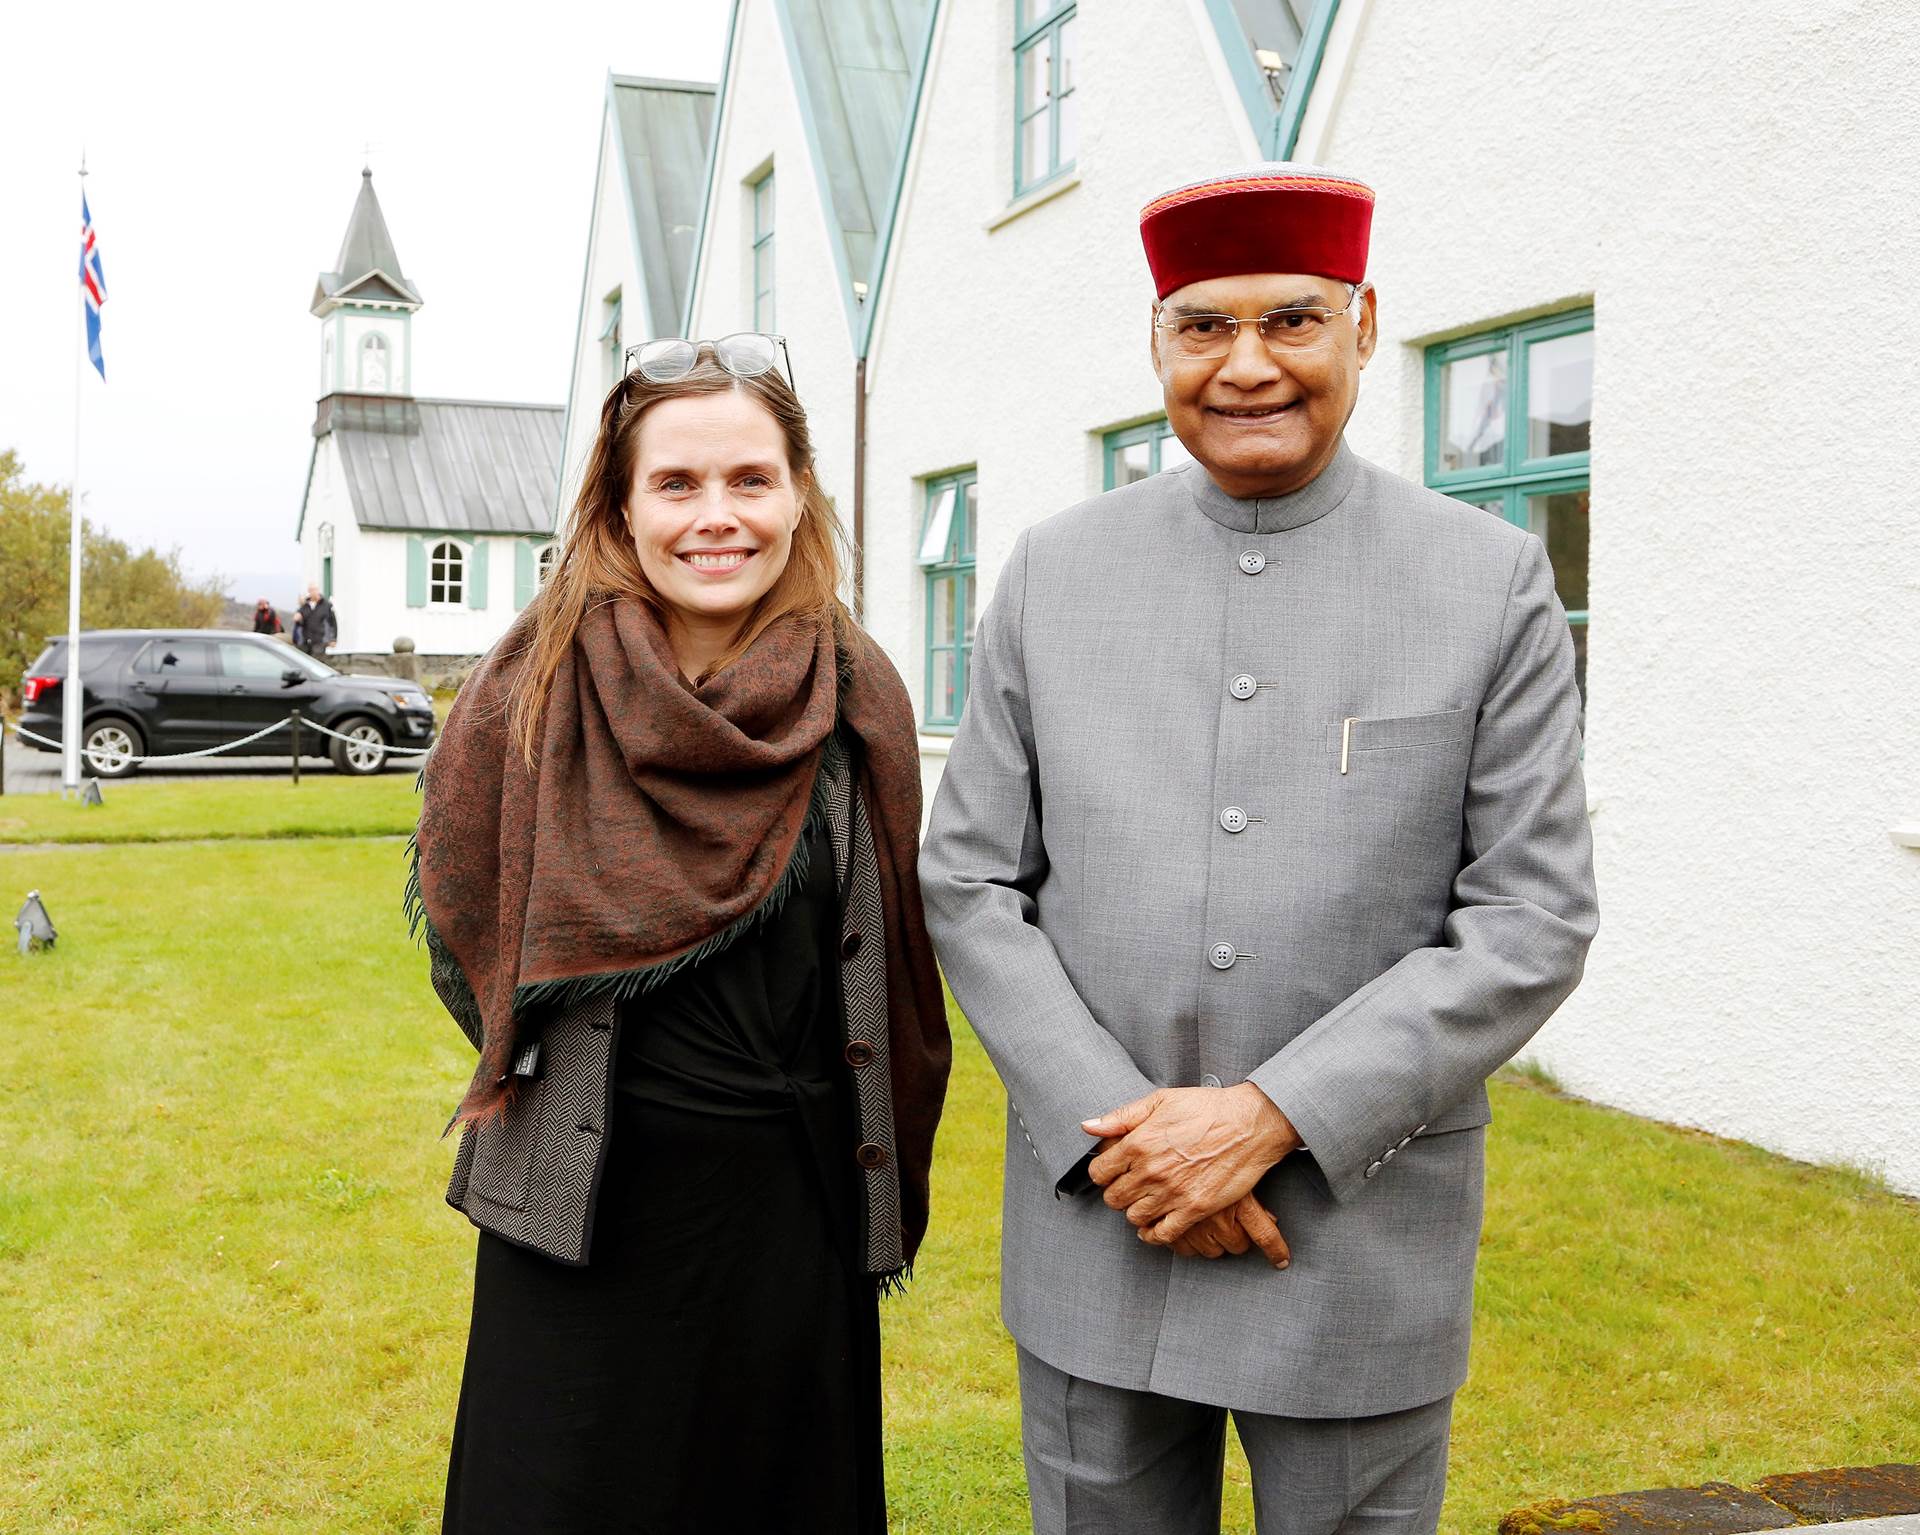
xmin=79 ymin=193 xmax=106 ymax=379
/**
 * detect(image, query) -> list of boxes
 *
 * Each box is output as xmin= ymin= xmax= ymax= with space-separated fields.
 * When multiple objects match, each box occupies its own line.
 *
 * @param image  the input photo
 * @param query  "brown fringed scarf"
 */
xmin=408 ymin=597 xmax=951 ymax=1265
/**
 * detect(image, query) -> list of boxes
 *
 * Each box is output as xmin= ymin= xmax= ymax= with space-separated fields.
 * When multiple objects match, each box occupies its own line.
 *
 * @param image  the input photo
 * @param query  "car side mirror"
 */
xmin=282 ymin=669 xmax=304 ymax=687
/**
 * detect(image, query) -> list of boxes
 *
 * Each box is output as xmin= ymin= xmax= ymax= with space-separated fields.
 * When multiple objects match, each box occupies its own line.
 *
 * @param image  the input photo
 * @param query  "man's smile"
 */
xmin=1206 ymin=401 xmax=1299 ymax=422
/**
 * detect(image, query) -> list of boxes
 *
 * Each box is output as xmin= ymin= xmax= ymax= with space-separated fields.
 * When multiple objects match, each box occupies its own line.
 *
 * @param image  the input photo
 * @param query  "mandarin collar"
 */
xmin=1181 ymin=439 xmax=1359 ymax=535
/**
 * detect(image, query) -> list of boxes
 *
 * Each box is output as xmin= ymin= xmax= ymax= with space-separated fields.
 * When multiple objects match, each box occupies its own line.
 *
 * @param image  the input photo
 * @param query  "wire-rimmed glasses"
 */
xmin=1153 ymin=283 xmax=1368 ymax=362
xmin=623 ymin=332 xmax=797 ymax=391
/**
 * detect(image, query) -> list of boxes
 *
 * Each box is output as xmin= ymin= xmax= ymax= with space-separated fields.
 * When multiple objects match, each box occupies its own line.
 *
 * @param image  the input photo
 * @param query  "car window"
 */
xmin=217 ymin=640 xmax=294 ymax=680
xmin=32 ymin=640 xmax=127 ymax=677
xmin=136 ymin=640 xmax=213 ymax=676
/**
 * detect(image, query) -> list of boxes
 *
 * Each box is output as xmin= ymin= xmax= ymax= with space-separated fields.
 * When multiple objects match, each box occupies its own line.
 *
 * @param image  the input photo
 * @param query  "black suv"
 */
xmin=18 ymin=629 xmax=436 ymax=778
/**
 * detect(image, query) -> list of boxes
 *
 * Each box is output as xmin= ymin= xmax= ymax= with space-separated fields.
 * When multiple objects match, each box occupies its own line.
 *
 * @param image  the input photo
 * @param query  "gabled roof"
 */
xmin=1201 ymin=0 xmax=1341 ymax=159
xmin=312 ymin=168 xmax=423 ymax=316
xmin=609 ymin=75 xmax=720 ymax=336
xmin=774 ymin=0 xmax=934 ymax=344
xmin=305 ymin=394 xmax=562 ymax=536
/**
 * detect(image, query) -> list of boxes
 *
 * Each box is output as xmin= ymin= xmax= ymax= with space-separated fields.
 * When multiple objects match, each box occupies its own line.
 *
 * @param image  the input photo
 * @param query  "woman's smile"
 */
xmin=677 ymin=546 xmax=756 ymax=575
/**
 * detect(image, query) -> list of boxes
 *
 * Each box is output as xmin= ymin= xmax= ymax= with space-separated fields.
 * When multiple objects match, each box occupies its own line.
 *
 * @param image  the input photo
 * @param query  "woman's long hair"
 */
xmin=505 ymin=358 xmax=849 ymax=766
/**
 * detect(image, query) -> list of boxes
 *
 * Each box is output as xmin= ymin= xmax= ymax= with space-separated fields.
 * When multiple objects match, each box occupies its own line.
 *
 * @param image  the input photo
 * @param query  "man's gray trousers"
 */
xmin=1019 ymin=1348 xmax=1453 ymax=1535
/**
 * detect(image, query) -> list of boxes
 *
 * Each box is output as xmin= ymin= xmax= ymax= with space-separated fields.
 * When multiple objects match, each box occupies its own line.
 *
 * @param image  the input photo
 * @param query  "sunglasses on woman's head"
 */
xmin=623 ymin=333 xmax=796 ymax=391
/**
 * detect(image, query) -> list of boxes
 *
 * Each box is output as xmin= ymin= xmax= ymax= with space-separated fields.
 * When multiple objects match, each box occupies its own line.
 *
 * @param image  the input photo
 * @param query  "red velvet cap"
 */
xmin=1140 ymin=165 xmax=1375 ymax=299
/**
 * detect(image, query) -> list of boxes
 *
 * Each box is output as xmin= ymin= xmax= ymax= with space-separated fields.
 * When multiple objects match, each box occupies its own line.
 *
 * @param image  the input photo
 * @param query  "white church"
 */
xmin=556 ymin=0 xmax=1919 ymax=1198
xmin=295 ymin=169 xmax=564 ymax=656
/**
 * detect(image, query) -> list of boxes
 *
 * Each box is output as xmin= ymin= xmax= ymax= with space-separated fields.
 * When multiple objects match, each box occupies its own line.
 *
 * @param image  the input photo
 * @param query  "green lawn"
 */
xmin=0 ymin=773 xmax=420 ymax=844
xmin=1 ymin=798 xmax=1916 ymax=1532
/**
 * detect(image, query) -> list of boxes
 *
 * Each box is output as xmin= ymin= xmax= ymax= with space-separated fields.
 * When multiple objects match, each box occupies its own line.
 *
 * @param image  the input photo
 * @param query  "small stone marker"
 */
xmin=15 ymin=891 xmax=57 ymax=955
xmin=80 ymin=777 xmax=103 ymax=806
xmin=1502 ymin=1466 xmax=1920 ymax=1535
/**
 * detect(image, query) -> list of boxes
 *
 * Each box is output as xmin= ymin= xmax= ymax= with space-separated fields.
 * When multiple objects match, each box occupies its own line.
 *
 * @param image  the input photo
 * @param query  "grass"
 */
xmin=1 ymin=793 xmax=1916 ymax=1531
xmin=0 ymin=773 xmax=421 ymax=844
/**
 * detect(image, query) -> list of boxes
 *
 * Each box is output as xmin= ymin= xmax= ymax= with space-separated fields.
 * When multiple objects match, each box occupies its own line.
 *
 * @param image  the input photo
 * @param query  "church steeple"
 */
xmin=311 ymin=168 xmax=421 ymax=399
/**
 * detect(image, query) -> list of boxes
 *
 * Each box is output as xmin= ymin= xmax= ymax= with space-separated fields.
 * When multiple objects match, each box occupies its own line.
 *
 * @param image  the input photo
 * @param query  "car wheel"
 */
xmin=82 ymin=717 xmax=144 ymax=779
xmin=329 ymin=717 xmax=389 ymax=775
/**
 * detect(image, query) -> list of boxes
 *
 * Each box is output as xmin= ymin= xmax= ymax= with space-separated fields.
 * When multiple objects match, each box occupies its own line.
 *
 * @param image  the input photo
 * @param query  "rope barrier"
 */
xmin=2 ymin=714 xmax=433 ymax=766
xmin=295 ymin=717 xmax=434 ymax=756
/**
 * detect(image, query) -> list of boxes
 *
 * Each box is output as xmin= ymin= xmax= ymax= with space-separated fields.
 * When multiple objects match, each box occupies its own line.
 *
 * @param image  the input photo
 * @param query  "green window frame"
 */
xmin=919 ymin=469 xmax=978 ymax=730
xmin=1102 ymin=417 xmax=1192 ymax=489
xmin=1424 ymin=308 xmax=1592 ymax=706
xmin=1014 ymin=2 xmax=1077 ymax=196
xmin=751 ymin=170 xmax=775 ymax=332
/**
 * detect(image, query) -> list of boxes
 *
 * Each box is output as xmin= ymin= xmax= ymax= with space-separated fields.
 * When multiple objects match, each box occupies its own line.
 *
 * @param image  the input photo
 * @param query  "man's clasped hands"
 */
xmin=1083 ymin=1084 xmax=1302 ymax=1267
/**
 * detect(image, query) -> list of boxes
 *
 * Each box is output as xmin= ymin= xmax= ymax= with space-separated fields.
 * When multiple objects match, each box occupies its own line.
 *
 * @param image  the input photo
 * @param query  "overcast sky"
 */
xmin=1 ymin=0 xmax=731 ymax=602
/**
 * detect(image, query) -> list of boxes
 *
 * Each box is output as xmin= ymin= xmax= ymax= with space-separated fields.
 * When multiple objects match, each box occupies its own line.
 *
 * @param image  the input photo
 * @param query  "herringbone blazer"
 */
xmin=919 ymin=443 xmax=1599 ymax=1416
xmin=437 ymin=741 xmax=906 ymax=1269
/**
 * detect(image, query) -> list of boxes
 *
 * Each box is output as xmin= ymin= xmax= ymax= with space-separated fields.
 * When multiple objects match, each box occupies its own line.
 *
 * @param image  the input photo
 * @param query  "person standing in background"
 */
xmin=296 ymin=585 xmax=336 ymax=658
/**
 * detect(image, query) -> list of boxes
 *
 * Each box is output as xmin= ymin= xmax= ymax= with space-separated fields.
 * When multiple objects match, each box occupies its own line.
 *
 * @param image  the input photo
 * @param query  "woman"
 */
xmin=412 ymin=335 xmax=951 ymax=1533
xmin=251 ymin=598 xmax=283 ymax=636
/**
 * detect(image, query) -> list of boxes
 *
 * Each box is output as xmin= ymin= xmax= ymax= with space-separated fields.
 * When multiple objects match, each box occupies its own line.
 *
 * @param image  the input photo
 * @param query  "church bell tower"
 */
xmin=311 ymin=168 xmax=422 ymax=398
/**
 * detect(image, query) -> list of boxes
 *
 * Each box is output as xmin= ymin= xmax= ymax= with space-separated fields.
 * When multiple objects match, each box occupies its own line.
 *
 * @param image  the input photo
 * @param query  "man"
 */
xmin=296 ymin=585 xmax=336 ymax=659
xmin=919 ymin=166 xmax=1597 ymax=1535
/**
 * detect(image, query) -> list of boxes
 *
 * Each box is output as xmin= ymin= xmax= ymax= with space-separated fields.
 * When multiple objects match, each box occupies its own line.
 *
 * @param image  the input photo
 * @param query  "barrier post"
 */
xmin=289 ymin=710 xmax=302 ymax=787
xmin=1 ymin=718 xmax=7 ymax=798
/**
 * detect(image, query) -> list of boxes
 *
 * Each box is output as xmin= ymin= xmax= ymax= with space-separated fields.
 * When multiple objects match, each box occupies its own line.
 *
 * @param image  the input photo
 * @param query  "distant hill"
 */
xmin=220 ymin=597 xmax=292 ymax=633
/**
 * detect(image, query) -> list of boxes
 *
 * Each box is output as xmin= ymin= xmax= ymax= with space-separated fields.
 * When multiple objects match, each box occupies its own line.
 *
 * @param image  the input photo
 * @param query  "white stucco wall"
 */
xmin=584 ymin=0 xmax=1920 ymax=1190
xmin=558 ymin=108 xmax=644 ymax=521
xmin=685 ymin=0 xmax=858 ymax=552
xmin=863 ymin=0 xmax=1254 ymax=803
xmin=1316 ymin=0 xmax=1920 ymax=1191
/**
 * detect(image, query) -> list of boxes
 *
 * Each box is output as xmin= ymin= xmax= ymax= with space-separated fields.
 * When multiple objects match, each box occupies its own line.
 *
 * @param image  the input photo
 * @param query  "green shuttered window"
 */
xmin=919 ymin=470 xmax=978 ymax=730
xmin=514 ymin=539 xmax=556 ymax=611
xmin=1425 ymin=310 xmax=1592 ymax=709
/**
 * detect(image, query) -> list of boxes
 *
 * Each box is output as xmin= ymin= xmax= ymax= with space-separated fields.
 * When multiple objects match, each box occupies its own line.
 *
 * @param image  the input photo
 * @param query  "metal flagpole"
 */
xmin=62 ymin=153 xmax=87 ymax=792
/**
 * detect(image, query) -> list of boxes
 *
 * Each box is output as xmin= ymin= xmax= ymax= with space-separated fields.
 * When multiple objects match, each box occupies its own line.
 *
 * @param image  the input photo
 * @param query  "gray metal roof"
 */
xmin=313 ymin=394 xmax=562 ymax=535
xmin=780 ymin=0 xmax=932 ymax=312
xmin=312 ymin=169 xmax=423 ymax=314
xmin=609 ymin=76 xmax=718 ymax=337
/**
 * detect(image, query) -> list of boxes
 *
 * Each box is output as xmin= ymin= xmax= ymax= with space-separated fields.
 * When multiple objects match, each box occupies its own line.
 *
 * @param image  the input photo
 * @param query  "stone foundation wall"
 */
xmin=328 ymin=652 xmax=479 ymax=693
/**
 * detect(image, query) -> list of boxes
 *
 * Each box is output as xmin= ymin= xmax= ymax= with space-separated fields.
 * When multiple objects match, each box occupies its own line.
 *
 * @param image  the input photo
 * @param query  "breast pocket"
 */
xmin=1327 ymin=708 xmax=1477 ymax=864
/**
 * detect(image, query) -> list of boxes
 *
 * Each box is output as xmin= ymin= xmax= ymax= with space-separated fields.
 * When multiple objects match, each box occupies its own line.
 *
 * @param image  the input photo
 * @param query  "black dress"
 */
xmin=442 ymin=815 xmax=885 ymax=1534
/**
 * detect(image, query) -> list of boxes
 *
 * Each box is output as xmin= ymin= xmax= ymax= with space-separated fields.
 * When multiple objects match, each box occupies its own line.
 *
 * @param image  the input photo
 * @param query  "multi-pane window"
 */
xmin=918 ymin=470 xmax=978 ymax=729
xmin=1425 ymin=310 xmax=1592 ymax=707
xmin=1103 ymin=417 xmax=1194 ymax=489
xmin=358 ymin=332 xmax=389 ymax=391
xmin=538 ymin=543 xmax=560 ymax=587
xmin=429 ymin=539 xmax=466 ymax=606
xmin=751 ymin=170 xmax=775 ymax=331
xmin=1015 ymin=3 xmax=1077 ymax=195
xmin=600 ymin=288 xmax=623 ymax=390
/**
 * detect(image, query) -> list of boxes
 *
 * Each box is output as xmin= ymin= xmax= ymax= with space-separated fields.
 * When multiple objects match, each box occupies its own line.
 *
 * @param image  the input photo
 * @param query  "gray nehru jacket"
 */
xmin=918 ymin=441 xmax=1598 ymax=1418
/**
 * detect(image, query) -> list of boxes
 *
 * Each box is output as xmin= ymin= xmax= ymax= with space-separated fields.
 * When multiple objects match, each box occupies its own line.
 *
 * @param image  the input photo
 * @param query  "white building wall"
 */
xmin=685 ymin=0 xmax=858 ymax=549
xmin=862 ymin=0 xmax=1253 ymax=802
xmin=1299 ymin=0 xmax=1920 ymax=1191
xmin=558 ymin=109 xmax=645 ymax=520
xmin=300 ymin=439 xmax=546 ymax=656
